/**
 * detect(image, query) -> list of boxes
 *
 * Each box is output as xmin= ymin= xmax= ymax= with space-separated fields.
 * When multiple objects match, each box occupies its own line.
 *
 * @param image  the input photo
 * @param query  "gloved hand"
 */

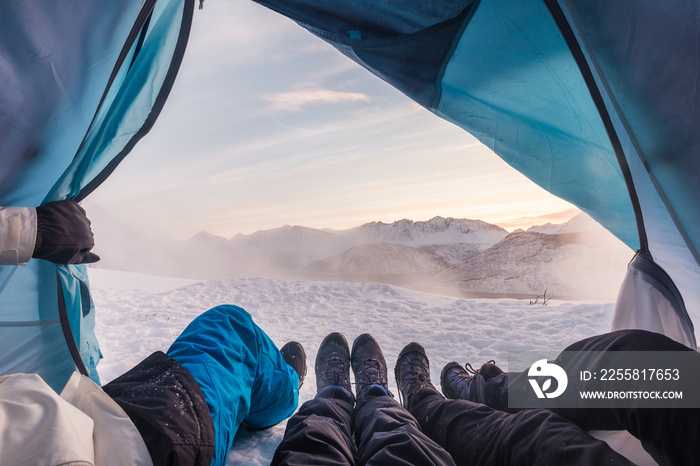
xmin=33 ymin=200 xmax=100 ymax=264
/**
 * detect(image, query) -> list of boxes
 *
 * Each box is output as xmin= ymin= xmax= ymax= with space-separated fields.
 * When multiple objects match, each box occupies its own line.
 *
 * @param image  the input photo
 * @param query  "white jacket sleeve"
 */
xmin=0 ymin=206 xmax=37 ymax=265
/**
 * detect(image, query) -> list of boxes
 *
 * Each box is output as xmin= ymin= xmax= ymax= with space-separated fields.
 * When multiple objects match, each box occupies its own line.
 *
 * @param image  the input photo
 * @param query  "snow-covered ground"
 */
xmin=89 ymin=268 xmax=618 ymax=465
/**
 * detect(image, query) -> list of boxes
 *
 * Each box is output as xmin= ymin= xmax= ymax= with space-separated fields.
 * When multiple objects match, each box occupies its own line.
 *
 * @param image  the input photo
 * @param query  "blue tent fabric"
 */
xmin=167 ymin=305 xmax=299 ymax=466
xmin=564 ymin=0 xmax=700 ymax=262
xmin=436 ymin=0 xmax=637 ymax=248
xmin=0 ymin=262 xmax=76 ymax=387
xmin=550 ymin=0 xmax=700 ymax=347
xmin=0 ymin=2 xmax=144 ymax=207
xmin=0 ymin=0 xmax=194 ymax=391
xmin=48 ymin=0 xmax=195 ymax=203
xmin=285 ymin=5 xmax=478 ymax=109
xmin=57 ymin=265 xmax=102 ymax=383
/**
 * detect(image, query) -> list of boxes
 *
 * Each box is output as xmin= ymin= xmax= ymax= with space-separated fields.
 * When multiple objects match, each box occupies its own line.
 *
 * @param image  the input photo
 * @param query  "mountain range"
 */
xmin=85 ymin=201 xmax=632 ymax=300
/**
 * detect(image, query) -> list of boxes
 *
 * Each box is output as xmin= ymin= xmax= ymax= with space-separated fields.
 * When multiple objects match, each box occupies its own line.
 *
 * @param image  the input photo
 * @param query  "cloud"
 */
xmin=263 ymin=89 xmax=371 ymax=111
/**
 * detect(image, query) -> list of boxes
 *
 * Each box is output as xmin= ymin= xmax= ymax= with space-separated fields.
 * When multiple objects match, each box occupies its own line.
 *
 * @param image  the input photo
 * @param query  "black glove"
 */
xmin=33 ymin=200 xmax=100 ymax=264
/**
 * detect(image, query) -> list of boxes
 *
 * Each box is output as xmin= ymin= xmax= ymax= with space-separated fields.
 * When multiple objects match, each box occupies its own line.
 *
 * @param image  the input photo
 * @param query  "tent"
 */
xmin=0 ymin=0 xmax=194 ymax=391
xmin=1 ymin=0 xmax=698 ymax=392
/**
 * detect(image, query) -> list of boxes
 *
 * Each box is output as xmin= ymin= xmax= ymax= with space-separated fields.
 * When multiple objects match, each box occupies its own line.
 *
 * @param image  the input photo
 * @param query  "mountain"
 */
xmin=527 ymin=213 xmax=602 ymax=235
xmin=351 ymin=217 xmax=507 ymax=247
xmin=423 ymin=225 xmax=631 ymax=299
xmin=84 ymin=203 xmax=632 ymax=299
xmin=182 ymin=217 xmax=508 ymax=279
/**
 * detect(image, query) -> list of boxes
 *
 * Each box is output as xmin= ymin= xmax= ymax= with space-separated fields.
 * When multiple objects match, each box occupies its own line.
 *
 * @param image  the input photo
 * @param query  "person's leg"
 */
xmin=351 ymin=334 xmax=455 ymax=466
xmin=166 ymin=305 xmax=300 ymax=466
xmin=443 ymin=329 xmax=700 ymax=465
xmin=354 ymin=392 xmax=456 ymax=466
xmin=272 ymin=390 xmax=356 ymax=466
xmin=411 ymin=391 xmax=634 ymax=465
xmin=273 ymin=332 xmax=357 ymax=465
xmin=397 ymin=342 xmax=634 ymax=466
xmin=102 ymin=351 xmax=215 ymax=466
xmin=543 ymin=329 xmax=700 ymax=465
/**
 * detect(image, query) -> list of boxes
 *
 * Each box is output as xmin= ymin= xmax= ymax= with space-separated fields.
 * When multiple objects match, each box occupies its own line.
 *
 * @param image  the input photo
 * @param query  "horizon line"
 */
xmin=186 ymin=208 xmax=584 ymax=241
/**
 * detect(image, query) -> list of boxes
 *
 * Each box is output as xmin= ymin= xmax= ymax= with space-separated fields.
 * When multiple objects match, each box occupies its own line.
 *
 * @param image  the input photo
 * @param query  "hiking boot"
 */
xmin=394 ymin=342 xmax=439 ymax=410
xmin=351 ymin=334 xmax=392 ymax=399
xmin=280 ymin=341 xmax=307 ymax=389
xmin=441 ymin=360 xmax=502 ymax=403
xmin=315 ymin=332 xmax=352 ymax=397
xmin=440 ymin=362 xmax=471 ymax=400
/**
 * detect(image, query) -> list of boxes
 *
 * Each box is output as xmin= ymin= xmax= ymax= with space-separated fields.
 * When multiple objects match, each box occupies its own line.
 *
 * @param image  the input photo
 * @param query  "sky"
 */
xmin=89 ymin=1 xmax=578 ymax=240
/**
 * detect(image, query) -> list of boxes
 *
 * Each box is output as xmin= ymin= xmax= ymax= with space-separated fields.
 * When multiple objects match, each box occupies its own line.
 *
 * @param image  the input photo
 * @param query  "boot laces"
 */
xmin=464 ymin=359 xmax=496 ymax=377
xmin=320 ymin=357 xmax=349 ymax=387
xmin=356 ymin=359 xmax=386 ymax=385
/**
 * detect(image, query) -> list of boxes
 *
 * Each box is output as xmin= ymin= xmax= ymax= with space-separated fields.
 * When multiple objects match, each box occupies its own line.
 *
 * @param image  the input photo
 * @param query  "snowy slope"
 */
xmin=426 ymin=229 xmax=630 ymax=299
xmin=88 ymin=269 xmax=642 ymax=465
xmin=305 ymin=242 xmax=446 ymax=274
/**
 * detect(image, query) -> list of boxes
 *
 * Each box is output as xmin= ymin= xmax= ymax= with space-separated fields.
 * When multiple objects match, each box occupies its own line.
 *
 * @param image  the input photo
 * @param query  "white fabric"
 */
xmin=0 ymin=206 xmax=36 ymax=265
xmin=0 ymin=373 xmax=94 ymax=465
xmin=589 ymin=430 xmax=658 ymax=466
xmin=612 ymin=266 xmax=696 ymax=349
xmin=0 ymin=373 xmax=152 ymax=466
xmin=60 ymin=372 xmax=153 ymax=466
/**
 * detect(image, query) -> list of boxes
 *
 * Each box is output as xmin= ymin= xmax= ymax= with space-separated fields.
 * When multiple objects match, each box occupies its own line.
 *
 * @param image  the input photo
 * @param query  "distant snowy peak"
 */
xmin=355 ymin=216 xmax=508 ymax=247
xmin=231 ymin=224 xmax=333 ymax=244
xmin=527 ymin=213 xmax=601 ymax=235
xmin=212 ymin=216 xmax=507 ymax=253
xmin=189 ymin=231 xmax=228 ymax=243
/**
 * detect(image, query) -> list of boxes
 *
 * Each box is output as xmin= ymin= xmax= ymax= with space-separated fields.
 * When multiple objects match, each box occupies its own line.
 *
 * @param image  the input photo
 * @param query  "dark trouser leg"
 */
xmin=410 ymin=390 xmax=634 ymax=466
xmin=271 ymin=392 xmax=356 ymax=466
xmin=549 ymin=329 xmax=700 ymax=466
xmin=354 ymin=394 xmax=455 ymax=466
xmin=103 ymin=351 xmax=215 ymax=466
xmin=482 ymin=329 xmax=700 ymax=465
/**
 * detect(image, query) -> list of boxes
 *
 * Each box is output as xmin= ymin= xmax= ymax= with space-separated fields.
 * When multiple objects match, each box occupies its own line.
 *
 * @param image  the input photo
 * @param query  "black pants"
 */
xmin=272 ymin=388 xmax=631 ymax=466
xmin=410 ymin=389 xmax=633 ymax=465
xmin=272 ymin=392 xmax=456 ymax=465
xmin=103 ymin=351 xmax=215 ymax=466
xmin=471 ymin=329 xmax=700 ymax=466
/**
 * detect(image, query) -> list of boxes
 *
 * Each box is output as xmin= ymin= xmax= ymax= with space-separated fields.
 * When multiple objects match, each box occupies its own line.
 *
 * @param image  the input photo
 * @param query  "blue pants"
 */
xmin=167 ymin=305 xmax=299 ymax=466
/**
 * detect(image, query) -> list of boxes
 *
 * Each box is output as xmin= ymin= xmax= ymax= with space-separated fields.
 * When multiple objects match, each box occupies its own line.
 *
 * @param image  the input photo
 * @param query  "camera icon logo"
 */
xmin=528 ymin=359 xmax=568 ymax=399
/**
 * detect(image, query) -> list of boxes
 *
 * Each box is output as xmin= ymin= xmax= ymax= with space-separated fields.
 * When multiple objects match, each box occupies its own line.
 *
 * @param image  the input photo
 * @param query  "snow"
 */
xmin=89 ymin=268 xmax=620 ymax=465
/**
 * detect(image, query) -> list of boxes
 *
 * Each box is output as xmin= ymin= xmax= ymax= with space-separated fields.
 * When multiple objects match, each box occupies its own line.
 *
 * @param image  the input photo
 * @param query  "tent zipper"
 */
xmin=67 ymin=0 xmax=157 ymax=177
xmin=543 ymin=0 xmax=648 ymax=255
xmin=56 ymin=271 xmax=90 ymax=377
xmin=74 ymin=0 xmax=194 ymax=202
